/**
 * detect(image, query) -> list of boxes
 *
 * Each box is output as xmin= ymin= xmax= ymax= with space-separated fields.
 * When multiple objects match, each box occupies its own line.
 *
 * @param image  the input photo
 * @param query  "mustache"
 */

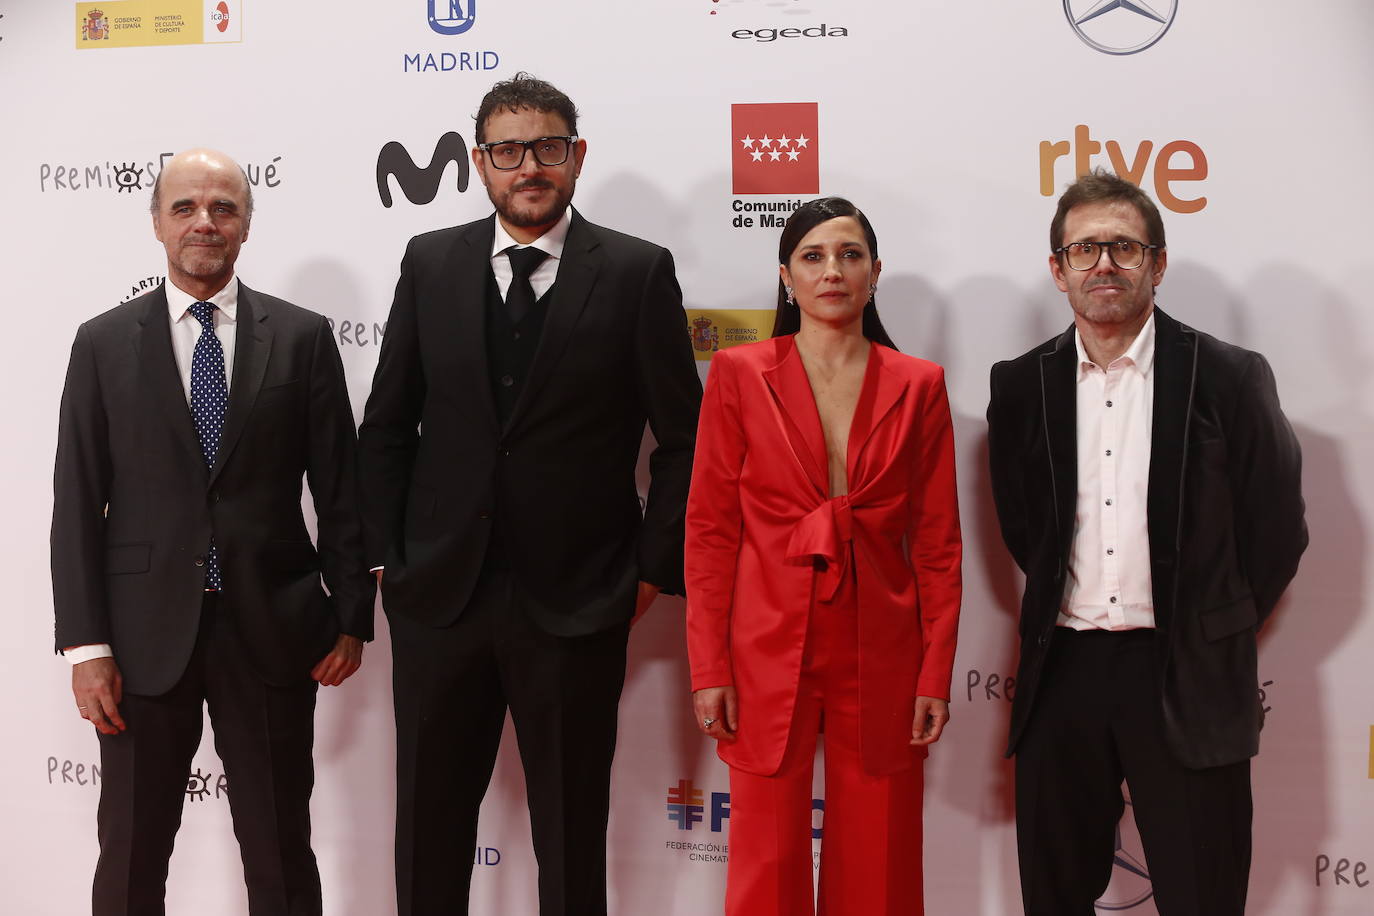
xmin=182 ymin=236 xmax=227 ymax=247
xmin=1084 ymin=278 xmax=1125 ymax=291
xmin=510 ymin=179 xmax=554 ymax=192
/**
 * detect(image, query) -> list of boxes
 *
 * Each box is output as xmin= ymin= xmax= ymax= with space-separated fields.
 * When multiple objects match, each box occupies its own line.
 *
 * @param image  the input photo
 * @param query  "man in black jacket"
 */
xmin=987 ymin=170 xmax=1306 ymax=916
xmin=52 ymin=148 xmax=374 ymax=915
xmin=359 ymin=74 xmax=701 ymax=915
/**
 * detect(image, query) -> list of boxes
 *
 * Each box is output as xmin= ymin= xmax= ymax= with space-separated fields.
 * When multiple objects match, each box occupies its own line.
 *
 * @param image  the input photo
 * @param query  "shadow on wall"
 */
xmin=1206 ymin=260 xmax=1366 ymax=916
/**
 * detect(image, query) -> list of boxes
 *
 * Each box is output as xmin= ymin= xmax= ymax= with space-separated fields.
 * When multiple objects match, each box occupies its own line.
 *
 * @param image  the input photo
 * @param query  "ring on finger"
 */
xmin=702 ymin=717 xmax=716 ymax=728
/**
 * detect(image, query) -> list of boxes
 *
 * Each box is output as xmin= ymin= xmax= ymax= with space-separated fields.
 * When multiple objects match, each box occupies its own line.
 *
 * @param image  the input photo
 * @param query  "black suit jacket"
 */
xmin=358 ymin=210 xmax=702 ymax=636
xmin=987 ymin=307 xmax=1306 ymax=769
xmin=51 ymin=282 xmax=375 ymax=696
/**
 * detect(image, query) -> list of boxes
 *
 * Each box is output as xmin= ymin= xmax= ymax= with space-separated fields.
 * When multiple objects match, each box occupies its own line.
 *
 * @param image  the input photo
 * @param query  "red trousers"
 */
xmin=725 ymin=570 xmax=925 ymax=915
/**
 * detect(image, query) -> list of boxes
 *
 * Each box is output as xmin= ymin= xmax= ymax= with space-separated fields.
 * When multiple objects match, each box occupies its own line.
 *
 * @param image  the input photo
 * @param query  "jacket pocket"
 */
xmin=1199 ymin=595 xmax=1257 ymax=641
xmin=105 ymin=542 xmax=152 ymax=575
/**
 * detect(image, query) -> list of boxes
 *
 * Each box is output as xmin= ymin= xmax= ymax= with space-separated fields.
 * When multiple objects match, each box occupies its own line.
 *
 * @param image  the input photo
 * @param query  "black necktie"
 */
xmin=504 ymin=246 xmax=549 ymax=325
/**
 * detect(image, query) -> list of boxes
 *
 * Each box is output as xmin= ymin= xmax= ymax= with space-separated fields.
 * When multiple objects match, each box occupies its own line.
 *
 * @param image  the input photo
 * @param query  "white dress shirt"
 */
xmin=489 ymin=207 xmax=570 ymax=299
xmin=1058 ymin=313 xmax=1157 ymax=631
xmin=65 ymin=277 xmax=239 ymax=665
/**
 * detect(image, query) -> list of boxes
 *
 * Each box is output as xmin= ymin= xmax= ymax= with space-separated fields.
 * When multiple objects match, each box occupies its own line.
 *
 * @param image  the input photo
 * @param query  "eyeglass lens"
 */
xmin=1065 ymin=241 xmax=1147 ymax=270
xmin=486 ymin=138 xmax=571 ymax=170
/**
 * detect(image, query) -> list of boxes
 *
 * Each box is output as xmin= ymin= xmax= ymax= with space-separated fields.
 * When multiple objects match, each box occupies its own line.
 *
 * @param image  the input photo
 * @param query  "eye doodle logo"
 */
xmin=185 ymin=767 xmax=231 ymax=803
xmin=186 ymin=768 xmax=214 ymax=802
xmin=1063 ymin=0 xmax=1178 ymax=56
xmin=732 ymin=103 xmax=819 ymax=196
xmin=114 ymin=162 xmax=143 ymax=193
xmin=376 ymin=132 xmax=471 ymax=208
xmin=429 ymin=0 xmax=476 ymax=35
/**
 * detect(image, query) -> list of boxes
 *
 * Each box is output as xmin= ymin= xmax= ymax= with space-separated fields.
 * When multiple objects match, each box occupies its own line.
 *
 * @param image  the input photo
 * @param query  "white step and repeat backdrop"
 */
xmin=2 ymin=2 xmax=1372 ymax=913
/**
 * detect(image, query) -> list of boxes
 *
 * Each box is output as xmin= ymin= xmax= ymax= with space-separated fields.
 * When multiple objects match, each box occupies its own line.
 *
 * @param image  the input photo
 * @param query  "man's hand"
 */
xmin=631 ymin=580 xmax=660 ymax=626
xmin=311 ymin=634 xmax=364 ymax=687
xmin=911 ymin=696 xmax=950 ymax=746
xmin=72 ymin=657 xmax=125 ymax=735
xmin=692 ymin=686 xmax=738 ymax=743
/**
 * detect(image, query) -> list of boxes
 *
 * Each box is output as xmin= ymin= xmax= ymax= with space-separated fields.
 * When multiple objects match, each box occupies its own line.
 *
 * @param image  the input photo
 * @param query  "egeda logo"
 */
xmin=429 ymin=0 xmax=476 ymax=35
xmin=376 ymin=132 xmax=470 ymax=207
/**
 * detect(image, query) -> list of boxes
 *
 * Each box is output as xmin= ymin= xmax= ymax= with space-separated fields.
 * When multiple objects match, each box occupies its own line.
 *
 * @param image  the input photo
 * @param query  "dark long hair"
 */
xmin=770 ymin=197 xmax=897 ymax=349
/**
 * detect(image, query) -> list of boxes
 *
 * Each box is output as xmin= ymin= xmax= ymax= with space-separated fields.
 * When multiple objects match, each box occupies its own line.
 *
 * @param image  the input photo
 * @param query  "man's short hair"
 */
xmin=1050 ymin=168 xmax=1165 ymax=251
xmin=148 ymin=165 xmax=255 ymax=225
xmin=474 ymin=73 xmax=579 ymax=144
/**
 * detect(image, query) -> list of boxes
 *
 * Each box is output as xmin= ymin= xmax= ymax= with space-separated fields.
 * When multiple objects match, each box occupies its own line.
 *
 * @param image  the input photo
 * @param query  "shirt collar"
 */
xmin=490 ymin=207 xmax=571 ymax=262
xmin=166 ymin=275 xmax=239 ymax=323
xmin=1075 ymin=311 xmax=1156 ymax=380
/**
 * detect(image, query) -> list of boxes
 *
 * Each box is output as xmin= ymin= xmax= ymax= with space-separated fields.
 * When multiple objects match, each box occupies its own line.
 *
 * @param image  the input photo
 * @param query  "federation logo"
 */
xmin=81 ymin=8 xmax=110 ymax=41
xmin=212 ymin=1 xmax=231 ymax=33
xmin=185 ymin=768 xmax=214 ymax=802
xmin=429 ymin=0 xmax=477 ymax=36
xmin=1064 ymin=1 xmax=1178 ymax=55
xmin=732 ymin=103 xmax=819 ymax=195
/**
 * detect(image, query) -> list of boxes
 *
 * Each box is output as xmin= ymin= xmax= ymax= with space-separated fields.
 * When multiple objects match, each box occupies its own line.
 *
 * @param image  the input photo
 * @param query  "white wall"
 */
xmin=2 ymin=2 xmax=1371 ymax=912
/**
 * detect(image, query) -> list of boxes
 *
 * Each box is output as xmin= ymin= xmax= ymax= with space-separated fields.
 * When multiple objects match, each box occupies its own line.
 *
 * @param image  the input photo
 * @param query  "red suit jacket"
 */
xmin=686 ymin=335 xmax=961 ymax=777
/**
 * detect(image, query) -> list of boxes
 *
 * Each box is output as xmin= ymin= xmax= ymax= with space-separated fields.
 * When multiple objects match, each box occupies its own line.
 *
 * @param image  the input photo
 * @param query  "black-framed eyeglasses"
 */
xmin=476 ymin=136 xmax=578 ymax=170
xmin=1054 ymin=240 xmax=1162 ymax=271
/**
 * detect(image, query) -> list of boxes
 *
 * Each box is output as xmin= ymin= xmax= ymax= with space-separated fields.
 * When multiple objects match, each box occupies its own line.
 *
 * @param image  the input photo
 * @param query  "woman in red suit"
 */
xmin=686 ymin=197 xmax=962 ymax=915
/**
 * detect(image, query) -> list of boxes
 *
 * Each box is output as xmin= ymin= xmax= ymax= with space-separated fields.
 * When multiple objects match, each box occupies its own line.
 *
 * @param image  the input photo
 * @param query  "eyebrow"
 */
xmin=798 ymin=241 xmax=865 ymax=251
xmin=168 ymin=198 xmax=240 ymax=212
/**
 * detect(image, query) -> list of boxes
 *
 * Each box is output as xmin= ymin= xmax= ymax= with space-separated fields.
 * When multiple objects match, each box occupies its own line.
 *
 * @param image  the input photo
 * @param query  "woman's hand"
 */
xmin=911 ymin=696 xmax=950 ymax=746
xmin=693 ymin=686 xmax=739 ymax=742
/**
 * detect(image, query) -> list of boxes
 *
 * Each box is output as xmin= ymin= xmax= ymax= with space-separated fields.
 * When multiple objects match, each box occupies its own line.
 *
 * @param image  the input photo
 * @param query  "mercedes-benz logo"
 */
xmin=1097 ymin=798 xmax=1154 ymax=910
xmin=1064 ymin=0 xmax=1178 ymax=56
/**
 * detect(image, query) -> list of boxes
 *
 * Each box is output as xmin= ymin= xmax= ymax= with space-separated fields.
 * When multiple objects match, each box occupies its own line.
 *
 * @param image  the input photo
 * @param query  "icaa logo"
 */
xmin=429 ymin=0 xmax=476 ymax=35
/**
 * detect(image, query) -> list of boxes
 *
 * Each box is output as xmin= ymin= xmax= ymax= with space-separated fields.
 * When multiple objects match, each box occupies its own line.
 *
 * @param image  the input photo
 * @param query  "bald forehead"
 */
xmin=154 ymin=149 xmax=252 ymax=214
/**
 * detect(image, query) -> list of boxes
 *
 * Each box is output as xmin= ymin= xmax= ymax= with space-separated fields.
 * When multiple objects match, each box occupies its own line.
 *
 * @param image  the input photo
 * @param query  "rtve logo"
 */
xmin=666 ymin=779 xmax=824 ymax=838
xmin=1040 ymin=125 xmax=1207 ymax=214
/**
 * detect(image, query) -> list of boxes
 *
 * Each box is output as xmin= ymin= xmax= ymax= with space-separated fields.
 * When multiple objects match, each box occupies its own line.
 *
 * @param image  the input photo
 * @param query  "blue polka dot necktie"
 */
xmin=188 ymin=301 xmax=226 ymax=589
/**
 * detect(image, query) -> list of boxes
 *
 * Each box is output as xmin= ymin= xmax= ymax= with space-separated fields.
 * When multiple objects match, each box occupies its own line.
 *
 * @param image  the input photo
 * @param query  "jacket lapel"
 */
xmin=1146 ymin=307 xmax=1197 ymax=621
xmin=761 ymin=336 xmax=829 ymax=497
xmin=443 ymin=217 xmax=500 ymax=435
xmin=210 ymin=282 xmax=271 ymax=485
xmin=505 ymin=210 xmax=599 ymax=434
xmin=134 ymin=285 xmax=204 ymax=469
xmin=848 ymin=345 xmax=908 ymax=484
xmin=1039 ymin=326 xmax=1078 ymax=566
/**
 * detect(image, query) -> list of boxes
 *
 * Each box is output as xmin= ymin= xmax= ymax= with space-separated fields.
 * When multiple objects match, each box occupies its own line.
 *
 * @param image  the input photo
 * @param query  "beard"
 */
xmin=172 ymin=239 xmax=232 ymax=279
xmin=487 ymin=177 xmax=574 ymax=229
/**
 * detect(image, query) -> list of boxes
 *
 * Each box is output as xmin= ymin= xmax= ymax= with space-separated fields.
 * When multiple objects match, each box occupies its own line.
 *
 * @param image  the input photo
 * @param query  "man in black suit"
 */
xmin=359 ymin=74 xmax=701 ymax=915
xmin=52 ymin=148 xmax=375 ymax=916
xmin=987 ymin=170 xmax=1306 ymax=916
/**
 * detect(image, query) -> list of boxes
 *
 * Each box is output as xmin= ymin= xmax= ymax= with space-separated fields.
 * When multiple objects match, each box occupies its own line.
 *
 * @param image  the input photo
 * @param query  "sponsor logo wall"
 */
xmin=2 ymin=1 xmax=1372 ymax=914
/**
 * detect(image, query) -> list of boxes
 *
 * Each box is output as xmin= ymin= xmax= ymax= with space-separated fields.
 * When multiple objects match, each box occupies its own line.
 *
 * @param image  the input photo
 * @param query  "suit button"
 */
xmin=209 ymin=491 xmax=221 ymax=504
xmin=500 ymin=448 xmax=511 ymax=457
xmin=499 ymin=374 xmax=515 ymax=387
xmin=478 ymin=509 xmax=491 ymax=519
xmin=194 ymin=555 xmax=207 ymax=567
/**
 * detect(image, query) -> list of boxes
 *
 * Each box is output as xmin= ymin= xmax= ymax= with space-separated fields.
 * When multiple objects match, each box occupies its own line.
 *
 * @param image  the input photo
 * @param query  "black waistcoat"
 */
xmin=484 ymin=270 xmax=556 ymax=425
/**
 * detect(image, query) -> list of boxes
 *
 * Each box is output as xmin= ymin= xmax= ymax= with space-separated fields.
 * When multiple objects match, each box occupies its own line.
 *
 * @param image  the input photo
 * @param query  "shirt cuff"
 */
xmin=64 ymin=644 xmax=114 ymax=665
